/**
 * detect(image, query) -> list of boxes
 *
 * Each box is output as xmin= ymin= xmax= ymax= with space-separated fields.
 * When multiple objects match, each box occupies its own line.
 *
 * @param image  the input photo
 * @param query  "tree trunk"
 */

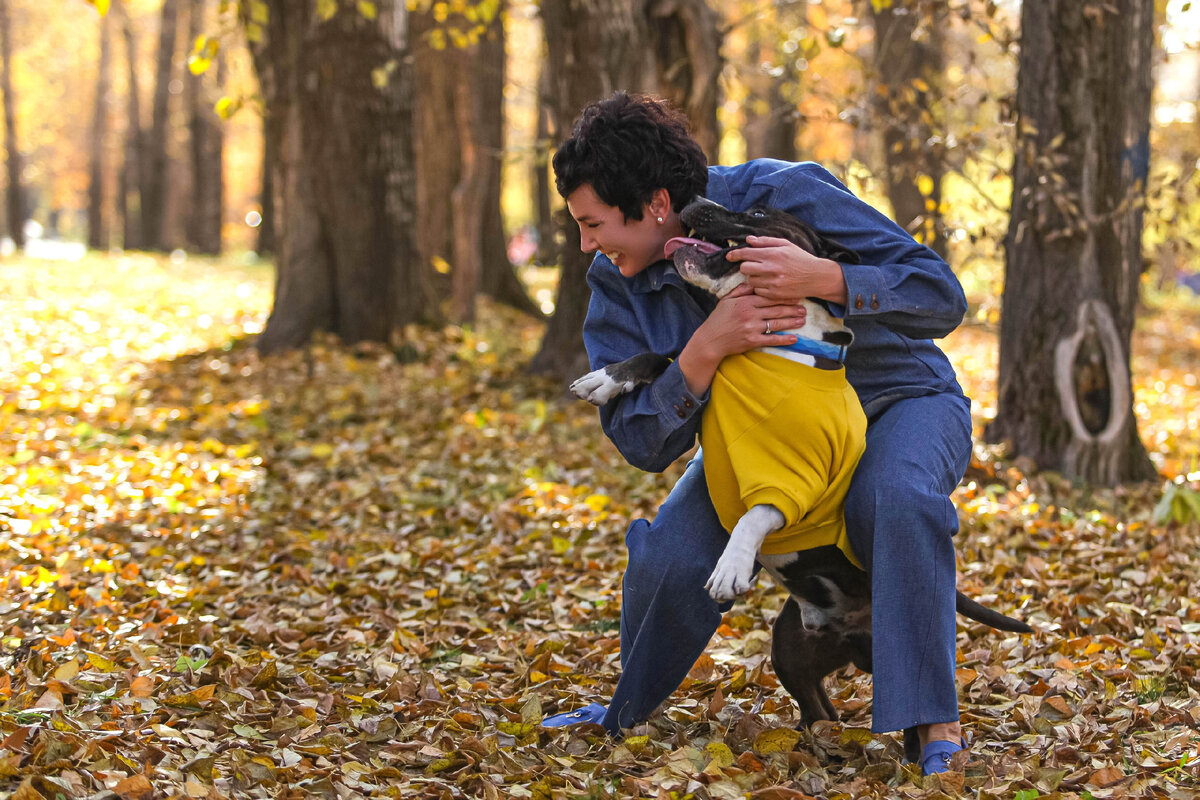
xmin=248 ymin=0 xmax=438 ymax=353
xmin=0 ymin=0 xmax=24 ymax=247
xmin=410 ymin=6 xmax=459 ymax=290
xmin=533 ymin=68 xmax=556 ymax=265
xmin=412 ymin=1 xmax=538 ymax=321
xmin=116 ymin=0 xmax=144 ymax=251
xmin=870 ymin=0 xmax=947 ymax=258
xmin=528 ymin=0 xmax=645 ymax=379
xmin=741 ymin=1 xmax=804 ymax=161
xmin=451 ymin=74 xmax=485 ymax=323
xmin=256 ymin=112 xmax=274 ymax=255
xmin=530 ymin=0 xmax=722 ymax=379
xmin=987 ymin=0 xmax=1156 ymax=486
xmin=143 ymin=0 xmax=179 ymax=251
xmin=645 ymin=0 xmax=722 ymax=163
xmin=475 ymin=1 xmax=541 ymax=317
xmin=88 ymin=5 xmax=113 ymax=251
xmin=186 ymin=0 xmax=223 ymax=255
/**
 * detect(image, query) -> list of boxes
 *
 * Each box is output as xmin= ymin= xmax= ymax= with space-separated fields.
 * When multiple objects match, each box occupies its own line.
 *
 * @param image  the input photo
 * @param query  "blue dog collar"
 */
xmin=768 ymin=334 xmax=847 ymax=363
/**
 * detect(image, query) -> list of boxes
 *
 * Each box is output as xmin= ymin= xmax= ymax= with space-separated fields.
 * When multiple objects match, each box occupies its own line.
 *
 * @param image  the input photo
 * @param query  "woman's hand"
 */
xmin=677 ymin=284 xmax=807 ymax=395
xmin=697 ymin=284 xmax=806 ymax=358
xmin=726 ymin=235 xmax=848 ymax=306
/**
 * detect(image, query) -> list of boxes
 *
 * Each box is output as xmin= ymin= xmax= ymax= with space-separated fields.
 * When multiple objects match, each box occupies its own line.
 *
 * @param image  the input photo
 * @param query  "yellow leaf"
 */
xmin=624 ymin=734 xmax=649 ymax=754
xmin=754 ymin=727 xmax=801 ymax=754
xmin=53 ymin=659 xmax=80 ymax=681
xmin=188 ymin=55 xmax=211 ymax=75
xmin=584 ymin=494 xmax=610 ymax=511
xmin=244 ymin=23 xmax=263 ymax=43
xmin=317 ymin=0 xmax=338 ymax=20
xmin=551 ymin=535 xmax=570 ymax=554
xmin=251 ymin=660 xmax=278 ymax=688
xmin=839 ymin=727 xmax=873 ymax=746
xmin=704 ymin=741 xmax=735 ymax=768
xmin=358 ymin=0 xmax=377 ymax=19
xmin=310 ymin=443 xmax=334 ymax=458
xmin=916 ymin=174 xmax=935 ymax=197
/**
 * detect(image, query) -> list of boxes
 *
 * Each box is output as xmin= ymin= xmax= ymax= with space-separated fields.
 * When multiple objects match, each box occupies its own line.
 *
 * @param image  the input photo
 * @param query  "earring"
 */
xmin=657 ymin=216 xmax=664 ymax=224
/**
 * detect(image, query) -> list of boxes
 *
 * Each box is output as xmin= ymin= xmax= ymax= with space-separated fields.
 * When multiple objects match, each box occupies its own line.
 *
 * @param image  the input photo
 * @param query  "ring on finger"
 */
xmin=764 ymin=319 xmax=772 ymax=335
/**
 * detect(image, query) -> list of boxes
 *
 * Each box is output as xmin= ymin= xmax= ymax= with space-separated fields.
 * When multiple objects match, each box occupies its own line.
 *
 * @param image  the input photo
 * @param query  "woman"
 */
xmin=544 ymin=92 xmax=972 ymax=776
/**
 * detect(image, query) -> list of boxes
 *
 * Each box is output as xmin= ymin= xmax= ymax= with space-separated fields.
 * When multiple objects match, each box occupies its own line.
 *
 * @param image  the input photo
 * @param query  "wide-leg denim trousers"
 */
xmin=601 ymin=392 xmax=973 ymax=735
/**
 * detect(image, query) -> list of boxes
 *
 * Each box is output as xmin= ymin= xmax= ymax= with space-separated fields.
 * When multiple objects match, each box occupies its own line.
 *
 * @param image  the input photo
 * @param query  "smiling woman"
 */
xmin=563 ymin=184 xmax=681 ymax=278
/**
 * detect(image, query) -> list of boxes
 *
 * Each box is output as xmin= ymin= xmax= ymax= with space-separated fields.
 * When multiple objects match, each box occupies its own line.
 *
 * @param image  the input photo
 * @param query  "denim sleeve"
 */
xmin=769 ymin=164 xmax=967 ymax=339
xmin=583 ymin=264 xmax=707 ymax=473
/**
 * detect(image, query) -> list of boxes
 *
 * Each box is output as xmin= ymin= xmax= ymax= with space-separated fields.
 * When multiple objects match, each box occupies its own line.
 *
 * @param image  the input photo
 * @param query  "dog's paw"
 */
xmin=705 ymin=551 xmax=756 ymax=602
xmin=569 ymin=369 xmax=632 ymax=405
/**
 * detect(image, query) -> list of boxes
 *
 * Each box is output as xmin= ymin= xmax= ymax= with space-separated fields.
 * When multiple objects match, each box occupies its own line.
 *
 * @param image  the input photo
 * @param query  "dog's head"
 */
xmin=664 ymin=198 xmax=858 ymax=297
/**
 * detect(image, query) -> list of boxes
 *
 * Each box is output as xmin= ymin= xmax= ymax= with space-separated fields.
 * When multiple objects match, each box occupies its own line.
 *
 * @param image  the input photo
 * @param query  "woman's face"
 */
xmin=566 ymin=184 xmax=673 ymax=278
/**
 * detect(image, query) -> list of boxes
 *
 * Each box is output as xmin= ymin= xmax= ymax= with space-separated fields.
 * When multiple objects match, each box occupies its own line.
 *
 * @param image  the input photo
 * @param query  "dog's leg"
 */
xmin=772 ymin=599 xmax=839 ymax=726
xmin=705 ymin=504 xmax=784 ymax=602
xmin=570 ymin=353 xmax=673 ymax=406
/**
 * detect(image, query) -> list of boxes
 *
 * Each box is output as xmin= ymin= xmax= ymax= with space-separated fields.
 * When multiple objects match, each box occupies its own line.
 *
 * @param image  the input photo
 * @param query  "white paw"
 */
xmin=705 ymin=549 xmax=756 ymax=602
xmin=569 ymin=369 xmax=631 ymax=405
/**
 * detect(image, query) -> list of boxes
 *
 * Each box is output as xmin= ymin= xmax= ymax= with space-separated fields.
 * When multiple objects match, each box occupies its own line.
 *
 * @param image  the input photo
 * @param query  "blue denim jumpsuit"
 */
xmin=578 ymin=160 xmax=972 ymax=736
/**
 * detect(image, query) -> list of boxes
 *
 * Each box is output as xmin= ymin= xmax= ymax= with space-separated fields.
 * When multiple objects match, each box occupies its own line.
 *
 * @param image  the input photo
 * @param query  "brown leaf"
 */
xmin=251 ymin=660 xmax=278 ymax=688
xmin=688 ymin=653 xmax=715 ymax=682
xmin=113 ymin=773 xmax=154 ymax=800
xmin=1087 ymin=766 xmax=1126 ymax=788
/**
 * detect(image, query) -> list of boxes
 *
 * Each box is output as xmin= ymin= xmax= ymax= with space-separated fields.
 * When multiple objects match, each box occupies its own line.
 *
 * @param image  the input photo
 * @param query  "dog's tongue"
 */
xmin=664 ymin=236 xmax=722 ymax=259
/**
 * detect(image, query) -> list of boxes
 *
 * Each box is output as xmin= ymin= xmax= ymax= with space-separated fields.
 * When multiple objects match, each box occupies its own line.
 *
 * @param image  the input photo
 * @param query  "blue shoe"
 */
xmin=921 ymin=739 xmax=966 ymax=775
xmin=541 ymin=702 xmax=607 ymax=728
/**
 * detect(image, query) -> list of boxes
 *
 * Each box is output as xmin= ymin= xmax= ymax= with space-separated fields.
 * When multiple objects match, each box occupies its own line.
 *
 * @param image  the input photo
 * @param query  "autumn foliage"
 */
xmin=1 ymin=254 xmax=1198 ymax=797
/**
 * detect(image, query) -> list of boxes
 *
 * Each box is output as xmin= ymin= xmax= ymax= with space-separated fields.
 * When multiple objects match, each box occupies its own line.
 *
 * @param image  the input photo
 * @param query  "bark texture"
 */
xmin=249 ymin=0 xmax=437 ymax=353
xmin=740 ymin=1 xmax=804 ymax=161
xmin=186 ymin=0 xmax=223 ymax=255
xmin=529 ymin=0 xmax=722 ymax=379
xmin=988 ymin=0 xmax=1156 ymax=486
xmin=412 ymin=1 xmax=538 ymax=322
xmin=88 ymin=7 xmax=113 ymax=251
xmin=870 ymin=0 xmax=947 ymax=257
xmin=0 ymin=0 xmax=23 ymax=246
xmin=117 ymin=0 xmax=144 ymax=251
xmin=143 ymin=0 xmax=179 ymax=251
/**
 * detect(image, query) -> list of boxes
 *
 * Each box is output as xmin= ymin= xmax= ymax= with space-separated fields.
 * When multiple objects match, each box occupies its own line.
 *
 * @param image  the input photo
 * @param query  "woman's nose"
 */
xmin=579 ymin=232 xmax=596 ymax=253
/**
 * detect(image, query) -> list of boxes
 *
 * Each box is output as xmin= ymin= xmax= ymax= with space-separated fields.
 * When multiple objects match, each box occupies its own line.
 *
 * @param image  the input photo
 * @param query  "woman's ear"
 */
xmin=648 ymin=187 xmax=672 ymax=221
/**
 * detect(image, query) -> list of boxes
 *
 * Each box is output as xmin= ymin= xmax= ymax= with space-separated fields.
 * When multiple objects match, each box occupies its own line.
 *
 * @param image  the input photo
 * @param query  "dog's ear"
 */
xmin=813 ymin=235 xmax=860 ymax=265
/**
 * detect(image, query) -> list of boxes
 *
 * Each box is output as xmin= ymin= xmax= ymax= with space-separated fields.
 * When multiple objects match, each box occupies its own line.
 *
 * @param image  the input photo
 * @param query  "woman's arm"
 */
xmin=730 ymin=163 xmax=966 ymax=339
xmin=583 ymin=266 xmax=805 ymax=472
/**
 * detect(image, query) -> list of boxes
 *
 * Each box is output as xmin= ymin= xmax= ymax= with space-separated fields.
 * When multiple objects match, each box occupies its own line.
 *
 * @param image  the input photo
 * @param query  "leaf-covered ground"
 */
xmin=1 ymin=253 xmax=1198 ymax=799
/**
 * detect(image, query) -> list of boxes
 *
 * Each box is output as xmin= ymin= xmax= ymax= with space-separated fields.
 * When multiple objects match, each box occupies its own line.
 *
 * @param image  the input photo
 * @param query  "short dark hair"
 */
xmin=552 ymin=92 xmax=708 ymax=221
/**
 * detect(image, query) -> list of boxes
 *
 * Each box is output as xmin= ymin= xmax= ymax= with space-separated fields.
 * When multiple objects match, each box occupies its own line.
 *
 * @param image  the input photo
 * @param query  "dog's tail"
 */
xmin=955 ymin=591 xmax=1033 ymax=633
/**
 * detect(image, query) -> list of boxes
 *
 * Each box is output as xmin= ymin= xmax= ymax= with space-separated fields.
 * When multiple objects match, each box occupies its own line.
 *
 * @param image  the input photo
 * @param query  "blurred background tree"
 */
xmin=7 ymin=0 xmax=1200 ymax=484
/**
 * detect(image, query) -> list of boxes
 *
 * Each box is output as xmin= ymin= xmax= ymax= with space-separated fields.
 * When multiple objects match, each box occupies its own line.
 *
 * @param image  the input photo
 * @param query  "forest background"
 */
xmin=2 ymin=0 xmax=1200 ymax=798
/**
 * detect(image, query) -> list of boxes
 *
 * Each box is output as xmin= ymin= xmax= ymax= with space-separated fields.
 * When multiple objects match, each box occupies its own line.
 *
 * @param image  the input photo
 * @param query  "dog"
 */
xmin=571 ymin=198 xmax=1031 ymax=732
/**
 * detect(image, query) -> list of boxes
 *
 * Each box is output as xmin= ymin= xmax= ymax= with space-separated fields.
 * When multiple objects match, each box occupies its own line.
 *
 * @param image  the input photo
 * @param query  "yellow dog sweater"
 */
xmin=701 ymin=350 xmax=867 ymax=567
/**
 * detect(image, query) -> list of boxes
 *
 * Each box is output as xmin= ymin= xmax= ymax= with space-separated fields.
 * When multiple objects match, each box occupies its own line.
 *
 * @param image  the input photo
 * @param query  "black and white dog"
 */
xmin=571 ymin=198 xmax=1031 ymax=729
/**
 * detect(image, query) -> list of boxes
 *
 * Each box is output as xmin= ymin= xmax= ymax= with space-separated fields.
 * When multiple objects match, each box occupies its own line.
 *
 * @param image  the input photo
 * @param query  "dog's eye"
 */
xmin=750 ymin=209 xmax=767 ymax=218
